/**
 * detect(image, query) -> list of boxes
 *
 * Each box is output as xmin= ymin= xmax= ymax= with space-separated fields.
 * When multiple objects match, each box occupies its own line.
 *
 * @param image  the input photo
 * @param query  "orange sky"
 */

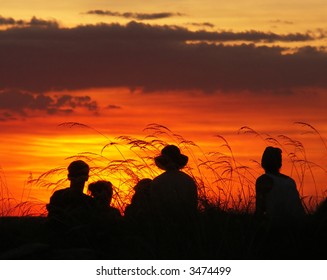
xmin=1 ymin=89 xmax=326 ymax=215
xmin=0 ymin=1 xmax=326 ymax=215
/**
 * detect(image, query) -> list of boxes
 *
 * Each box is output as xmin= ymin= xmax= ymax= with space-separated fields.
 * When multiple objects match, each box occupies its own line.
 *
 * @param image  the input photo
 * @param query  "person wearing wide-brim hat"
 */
xmin=151 ymin=145 xmax=199 ymax=258
xmin=151 ymin=144 xmax=198 ymax=216
xmin=154 ymin=144 xmax=189 ymax=171
xmin=152 ymin=145 xmax=198 ymax=211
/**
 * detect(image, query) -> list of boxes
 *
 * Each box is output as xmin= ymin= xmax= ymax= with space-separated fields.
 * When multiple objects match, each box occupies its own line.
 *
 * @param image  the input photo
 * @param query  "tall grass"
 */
xmin=1 ymin=122 xmax=326 ymax=216
xmin=239 ymin=122 xmax=327 ymax=212
xmin=0 ymin=167 xmax=11 ymax=216
xmin=0 ymin=168 xmax=47 ymax=216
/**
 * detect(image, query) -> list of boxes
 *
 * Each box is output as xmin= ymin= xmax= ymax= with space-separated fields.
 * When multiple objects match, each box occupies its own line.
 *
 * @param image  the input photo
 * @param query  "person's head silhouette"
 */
xmin=154 ymin=145 xmax=188 ymax=171
xmin=67 ymin=160 xmax=89 ymax=191
xmin=261 ymin=146 xmax=282 ymax=174
xmin=88 ymin=180 xmax=113 ymax=206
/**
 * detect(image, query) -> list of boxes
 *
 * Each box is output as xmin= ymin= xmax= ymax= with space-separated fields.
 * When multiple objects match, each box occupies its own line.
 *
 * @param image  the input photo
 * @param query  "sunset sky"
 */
xmin=0 ymin=0 xmax=326 ymax=215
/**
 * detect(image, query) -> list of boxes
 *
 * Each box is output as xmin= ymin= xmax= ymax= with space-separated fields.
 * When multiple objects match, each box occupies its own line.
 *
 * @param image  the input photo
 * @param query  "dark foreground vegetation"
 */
xmin=1 ymin=208 xmax=327 ymax=260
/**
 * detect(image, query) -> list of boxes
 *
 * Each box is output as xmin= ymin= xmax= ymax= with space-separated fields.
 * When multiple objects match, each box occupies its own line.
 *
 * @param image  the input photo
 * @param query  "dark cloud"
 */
xmin=0 ymin=90 xmax=98 ymax=121
xmin=188 ymin=22 xmax=215 ymax=28
xmin=0 ymin=111 xmax=17 ymax=122
xmin=270 ymin=19 xmax=294 ymax=25
xmin=0 ymin=15 xmax=19 ymax=25
xmin=106 ymin=105 xmax=122 ymax=110
xmin=29 ymin=16 xmax=59 ymax=28
xmin=54 ymin=95 xmax=98 ymax=111
xmin=0 ymin=15 xmax=58 ymax=28
xmin=216 ymin=30 xmax=314 ymax=42
xmin=0 ymin=21 xmax=326 ymax=93
xmin=85 ymin=10 xmax=183 ymax=20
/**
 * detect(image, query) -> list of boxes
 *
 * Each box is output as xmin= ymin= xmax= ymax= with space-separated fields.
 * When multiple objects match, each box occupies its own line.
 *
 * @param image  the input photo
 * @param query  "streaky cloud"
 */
xmin=188 ymin=22 xmax=215 ymax=28
xmin=85 ymin=10 xmax=184 ymax=20
xmin=270 ymin=19 xmax=294 ymax=25
xmin=0 ymin=15 xmax=58 ymax=28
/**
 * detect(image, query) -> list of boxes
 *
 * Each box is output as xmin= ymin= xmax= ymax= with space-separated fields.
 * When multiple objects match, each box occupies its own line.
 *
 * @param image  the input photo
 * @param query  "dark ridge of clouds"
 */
xmin=220 ymin=30 xmax=314 ymax=43
xmin=29 ymin=16 xmax=59 ymax=28
xmin=85 ymin=10 xmax=184 ymax=20
xmin=0 ymin=90 xmax=98 ymax=121
xmin=0 ymin=15 xmax=59 ymax=28
xmin=0 ymin=15 xmax=20 ymax=25
xmin=0 ymin=21 xmax=326 ymax=93
xmin=89 ymin=21 xmax=317 ymax=42
xmin=1 ymin=21 xmax=318 ymax=43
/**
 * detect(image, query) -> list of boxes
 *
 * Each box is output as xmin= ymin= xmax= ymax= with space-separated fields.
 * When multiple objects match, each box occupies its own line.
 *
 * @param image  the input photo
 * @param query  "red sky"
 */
xmin=0 ymin=3 xmax=326 ymax=215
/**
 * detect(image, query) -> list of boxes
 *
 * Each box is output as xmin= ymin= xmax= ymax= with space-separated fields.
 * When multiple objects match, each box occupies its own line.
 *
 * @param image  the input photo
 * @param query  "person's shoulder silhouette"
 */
xmin=46 ymin=160 xmax=95 ymax=225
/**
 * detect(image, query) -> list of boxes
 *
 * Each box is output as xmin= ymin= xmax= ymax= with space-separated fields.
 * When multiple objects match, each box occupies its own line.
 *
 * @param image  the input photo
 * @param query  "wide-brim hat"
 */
xmin=154 ymin=145 xmax=188 ymax=170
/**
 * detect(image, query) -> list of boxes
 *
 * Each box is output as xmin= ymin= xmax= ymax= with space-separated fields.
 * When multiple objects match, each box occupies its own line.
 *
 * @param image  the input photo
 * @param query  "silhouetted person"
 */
xmin=88 ymin=180 xmax=121 ymax=220
xmin=254 ymin=147 xmax=307 ymax=258
xmin=87 ymin=180 xmax=131 ymax=259
xmin=46 ymin=160 xmax=95 ymax=227
xmin=125 ymin=178 xmax=152 ymax=219
xmin=123 ymin=179 xmax=156 ymax=257
xmin=124 ymin=179 xmax=153 ymax=230
xmin=151 ymin=145 xmax=200 ymax=258
xmin=255 ymin=147 xmax=305 ymax=224
xmin=152 ymin=145 xmax=198 ymax=218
